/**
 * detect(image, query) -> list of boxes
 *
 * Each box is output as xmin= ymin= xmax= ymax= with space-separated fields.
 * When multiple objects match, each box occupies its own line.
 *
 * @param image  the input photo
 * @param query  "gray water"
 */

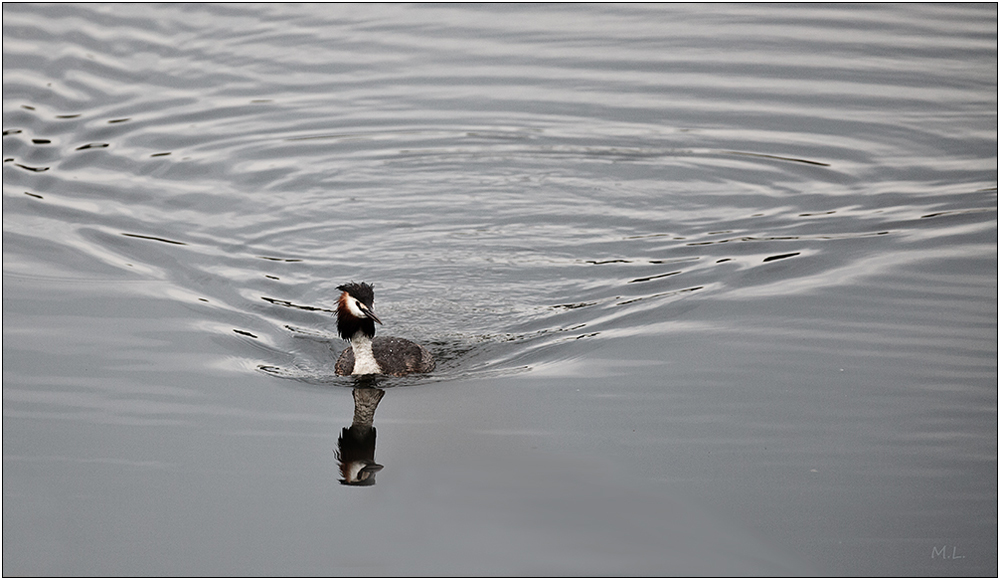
xmin=3 ymin=3 xmax=997 ymax=576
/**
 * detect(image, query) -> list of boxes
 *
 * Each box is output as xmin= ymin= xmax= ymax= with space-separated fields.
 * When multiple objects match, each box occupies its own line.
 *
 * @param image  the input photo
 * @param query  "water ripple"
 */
xmin=4 ymin=2 xmax=995 ymax=379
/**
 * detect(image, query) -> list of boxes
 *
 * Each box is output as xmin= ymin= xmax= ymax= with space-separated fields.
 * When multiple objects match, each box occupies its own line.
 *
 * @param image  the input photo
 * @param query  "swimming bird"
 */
xmin=334 ymin=282 xmax=435 ymax=376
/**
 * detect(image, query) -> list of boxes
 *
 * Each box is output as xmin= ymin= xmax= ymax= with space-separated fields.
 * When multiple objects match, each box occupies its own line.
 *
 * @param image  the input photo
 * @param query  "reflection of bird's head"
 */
xmin=335 ymin=425 xmax=381 ymax=486
xmin=336 ymin=282 xmax=381 ymax=341
xmin=340 ymin=460 xmax=383 ymax=486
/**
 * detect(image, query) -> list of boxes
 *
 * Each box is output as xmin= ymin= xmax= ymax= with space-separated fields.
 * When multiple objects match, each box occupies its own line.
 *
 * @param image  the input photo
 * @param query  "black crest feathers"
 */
xmin=337 ymin=282 xmax=375 ymax=308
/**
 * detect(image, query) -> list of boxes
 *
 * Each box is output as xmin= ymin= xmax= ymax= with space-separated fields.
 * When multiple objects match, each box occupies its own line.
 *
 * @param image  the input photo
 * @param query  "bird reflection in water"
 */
xmin=334 ymin=386 xmax=385 ymax=486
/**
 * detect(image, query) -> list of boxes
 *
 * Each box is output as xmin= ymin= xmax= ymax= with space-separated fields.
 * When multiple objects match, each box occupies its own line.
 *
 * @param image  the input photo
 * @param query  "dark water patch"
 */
xmin=762 ymin=252 xmax=801 ymax=263
xmin=616 ymin=285 xmax=705 ymax=306
xmin=686 ymin=231 xmax=891 ymax=246
xmin=628 ymin=270 xmax=681 ymax=283
xmin=920 ymin=207 xmax=997 ymax=219
xmin=552 ymin=302 xmax=598 ymax=310
xmin=11 ymin=162 xmax=49 ymax=172
xmin=721 ymin=150 xmax=832 ymax=167
xmin=258 ymin=256 xmax=303 ymax=262
xmin=261 ymin=296 xmax=335 ymax=314
xmin=120 ymin=233 xmax=186 ymax=245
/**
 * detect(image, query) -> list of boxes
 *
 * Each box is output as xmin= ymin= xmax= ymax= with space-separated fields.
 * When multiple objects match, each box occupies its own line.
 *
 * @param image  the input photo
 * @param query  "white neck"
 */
xmin=350 ymin=331 xmax=382 ymax=375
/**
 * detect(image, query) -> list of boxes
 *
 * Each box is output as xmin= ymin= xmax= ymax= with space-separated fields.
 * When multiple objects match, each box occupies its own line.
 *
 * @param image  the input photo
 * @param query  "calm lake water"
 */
xmin=4 ymin=3 xmax=997 ymax=576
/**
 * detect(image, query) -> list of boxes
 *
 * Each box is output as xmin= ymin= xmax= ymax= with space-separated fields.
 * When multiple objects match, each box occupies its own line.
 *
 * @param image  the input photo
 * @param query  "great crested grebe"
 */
xmin=334 ymin=282 xmax=435 ymax=376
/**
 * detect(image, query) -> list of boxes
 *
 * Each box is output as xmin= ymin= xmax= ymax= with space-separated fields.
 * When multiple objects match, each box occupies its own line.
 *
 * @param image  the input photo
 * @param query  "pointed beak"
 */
xmin=358 ymin=303 xmax=382 ymax=325
xmin=361 ymin=462 xmax=384 ymax=474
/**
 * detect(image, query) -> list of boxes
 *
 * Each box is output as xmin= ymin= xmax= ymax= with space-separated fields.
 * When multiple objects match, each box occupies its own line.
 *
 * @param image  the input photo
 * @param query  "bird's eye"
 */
xmin=346 ymin=296 xmax=367 ymax=317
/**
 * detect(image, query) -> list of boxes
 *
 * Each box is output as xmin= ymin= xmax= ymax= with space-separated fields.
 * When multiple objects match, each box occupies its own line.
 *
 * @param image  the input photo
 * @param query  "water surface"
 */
xmin=4 ymin=3 xmax=997 ymax=576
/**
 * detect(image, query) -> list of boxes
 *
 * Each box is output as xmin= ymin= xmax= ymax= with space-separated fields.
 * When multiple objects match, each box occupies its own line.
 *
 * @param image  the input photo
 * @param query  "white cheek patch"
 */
xmin=345 ymin=295 xmax=367 ymax=318
xmin=344 ymin=461 xmax=364 ymax=482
